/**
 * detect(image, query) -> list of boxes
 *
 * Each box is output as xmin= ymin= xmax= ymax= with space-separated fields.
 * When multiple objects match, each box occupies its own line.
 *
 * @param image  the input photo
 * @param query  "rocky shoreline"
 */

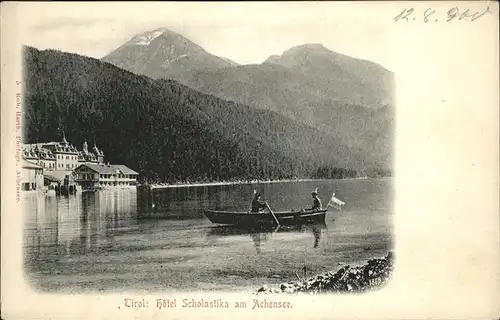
xmin=255 ymin=252 xmax=394 ymax=295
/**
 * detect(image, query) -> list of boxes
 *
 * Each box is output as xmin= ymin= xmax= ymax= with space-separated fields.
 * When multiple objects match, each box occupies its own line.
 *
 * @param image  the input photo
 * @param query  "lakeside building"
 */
xmin=22 ymin=133 xmax=137 ymax=192
xmin=74 ymin=163 xmax=139 ymax=189
xmin=23 ymin=134 xmax=105 ymax=170
xmin=21 ymin=159 xmax=44 ymax=191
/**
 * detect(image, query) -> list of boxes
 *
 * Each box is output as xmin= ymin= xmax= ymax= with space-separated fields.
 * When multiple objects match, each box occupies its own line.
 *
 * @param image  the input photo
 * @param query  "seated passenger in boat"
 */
xmin=307 ymin=188 xmax=322 ymax=211
xmin=251 ymin=191 xmax=267 ymax=212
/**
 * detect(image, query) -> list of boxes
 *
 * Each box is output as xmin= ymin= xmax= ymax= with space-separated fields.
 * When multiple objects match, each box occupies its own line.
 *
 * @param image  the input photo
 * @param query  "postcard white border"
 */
xmin=2 ymin=2 xmax=499 ymax=319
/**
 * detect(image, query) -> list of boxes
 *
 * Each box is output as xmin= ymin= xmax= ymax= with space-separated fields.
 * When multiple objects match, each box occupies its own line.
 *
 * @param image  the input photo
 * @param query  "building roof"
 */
xmin=23 ymin=140 xmax=105 ymax=162
xmin=76 ymin=163 xmax=138 ymax=175
xmin=111 ymin=165 xmax=138 ymax=175
xmin=76 ymin=163 xmax=116 ymax=174
xmin=22 ymin=159 xmax=43 ymax=169
xmin=44 ymin=170 xmax=75 ymax=182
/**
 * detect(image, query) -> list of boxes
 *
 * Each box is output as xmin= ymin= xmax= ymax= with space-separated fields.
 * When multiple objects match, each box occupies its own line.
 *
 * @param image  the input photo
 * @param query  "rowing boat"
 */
xmin=203 ymin=209 xmax=327 ymax=227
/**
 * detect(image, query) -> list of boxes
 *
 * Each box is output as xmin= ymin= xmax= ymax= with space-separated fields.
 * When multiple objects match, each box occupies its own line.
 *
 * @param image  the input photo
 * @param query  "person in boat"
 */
xmin=305 ymin=188 xmax=322 ymax=212
xmin=251 ymin=191 xmax=267 ymax=212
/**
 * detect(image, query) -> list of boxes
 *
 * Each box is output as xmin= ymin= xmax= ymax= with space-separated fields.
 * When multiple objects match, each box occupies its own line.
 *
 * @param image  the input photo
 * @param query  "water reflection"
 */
xmin=137 ymin=185 xmax=218 ymax=219
xmin=24 ymin=189 xmax=138 ymax=259
xmin=250 ymin=233 xmax=267 ymax=254
xmin=205 ymin=222 xmax=327 ymax=253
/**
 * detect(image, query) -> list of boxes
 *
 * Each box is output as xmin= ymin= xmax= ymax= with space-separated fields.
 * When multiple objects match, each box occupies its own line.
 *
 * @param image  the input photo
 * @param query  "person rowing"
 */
xmin=251 ymin=190 xmax=267 ymax=212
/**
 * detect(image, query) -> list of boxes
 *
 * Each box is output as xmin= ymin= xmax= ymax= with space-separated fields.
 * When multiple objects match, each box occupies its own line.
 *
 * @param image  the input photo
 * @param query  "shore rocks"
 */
xmin=255 ymin=251 xmax=394 ymax=295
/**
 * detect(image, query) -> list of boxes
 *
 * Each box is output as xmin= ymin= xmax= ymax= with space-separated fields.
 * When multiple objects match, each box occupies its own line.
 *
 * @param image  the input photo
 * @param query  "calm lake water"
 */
xmin=23 ymin=178 xmax=394 ymax=293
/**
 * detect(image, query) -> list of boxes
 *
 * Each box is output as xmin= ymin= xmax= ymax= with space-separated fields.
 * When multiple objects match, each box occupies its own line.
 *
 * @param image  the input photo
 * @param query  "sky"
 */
xmin=14 ymin=2 xmax=398 ymax=71
xmin=10 ymin=1 xmax=498 ymax=107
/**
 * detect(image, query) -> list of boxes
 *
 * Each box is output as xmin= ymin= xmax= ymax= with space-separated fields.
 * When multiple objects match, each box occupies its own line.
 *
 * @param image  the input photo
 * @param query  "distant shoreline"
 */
xmin=140 ymin=176 xmax=390 ymax=190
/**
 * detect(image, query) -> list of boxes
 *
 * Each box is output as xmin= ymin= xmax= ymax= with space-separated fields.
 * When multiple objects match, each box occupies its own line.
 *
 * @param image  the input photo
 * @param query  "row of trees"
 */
xmin=311 ymin=166 xmax=392 ymax=180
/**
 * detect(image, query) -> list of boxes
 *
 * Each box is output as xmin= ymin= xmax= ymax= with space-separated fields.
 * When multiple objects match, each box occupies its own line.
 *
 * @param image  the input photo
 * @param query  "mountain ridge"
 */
xmin=24 ymin=46 xmax=388 ymax=183
xmin=102 ymin=29 xmax=393 ymax=106
xmin=265 ymin=43 xmax=391 ymax=72
xmin=100 ymin=28 xmax=394 ymax=170
xmin=99 ymin=28 xmax=394 ymax=171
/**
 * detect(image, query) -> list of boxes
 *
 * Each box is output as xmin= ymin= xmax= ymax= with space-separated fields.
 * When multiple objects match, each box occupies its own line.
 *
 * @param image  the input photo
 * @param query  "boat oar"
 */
xmin=265 ymin=202 xmax=280 ymax=227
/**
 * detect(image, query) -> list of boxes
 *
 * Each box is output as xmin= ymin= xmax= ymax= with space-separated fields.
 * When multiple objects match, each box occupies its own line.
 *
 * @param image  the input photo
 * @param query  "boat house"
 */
xmin=74 ymin=163 xmax=138 ymax=189
xmin=43 ymin=170 xmax=79 ymax=195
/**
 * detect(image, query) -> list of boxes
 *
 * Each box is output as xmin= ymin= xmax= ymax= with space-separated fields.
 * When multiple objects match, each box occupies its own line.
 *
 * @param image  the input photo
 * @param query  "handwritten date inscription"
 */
xmin=395 ymin=5 xmax=492 ymax=23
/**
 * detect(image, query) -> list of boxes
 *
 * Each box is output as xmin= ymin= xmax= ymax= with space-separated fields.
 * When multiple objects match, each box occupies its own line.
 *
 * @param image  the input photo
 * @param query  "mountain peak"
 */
xmin=129 ymin=28 xmax=182 ymax=46
xmin=102 ymin=28 xmax=235 ymax=79
xmin=292 ymin=43 xmax=329 ymax=51
xmin=263 ymin=54 xmax=281 ymax=64
xmin=284 ymin=43 xmax=336 ymax=59
xmin=264 ymin=43 xmax=332 ymax=65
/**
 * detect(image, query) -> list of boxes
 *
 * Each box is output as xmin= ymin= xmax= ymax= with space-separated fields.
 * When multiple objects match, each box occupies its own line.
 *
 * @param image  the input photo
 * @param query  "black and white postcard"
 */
xmin=1 ymin=2 xmax=498 ymax=319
